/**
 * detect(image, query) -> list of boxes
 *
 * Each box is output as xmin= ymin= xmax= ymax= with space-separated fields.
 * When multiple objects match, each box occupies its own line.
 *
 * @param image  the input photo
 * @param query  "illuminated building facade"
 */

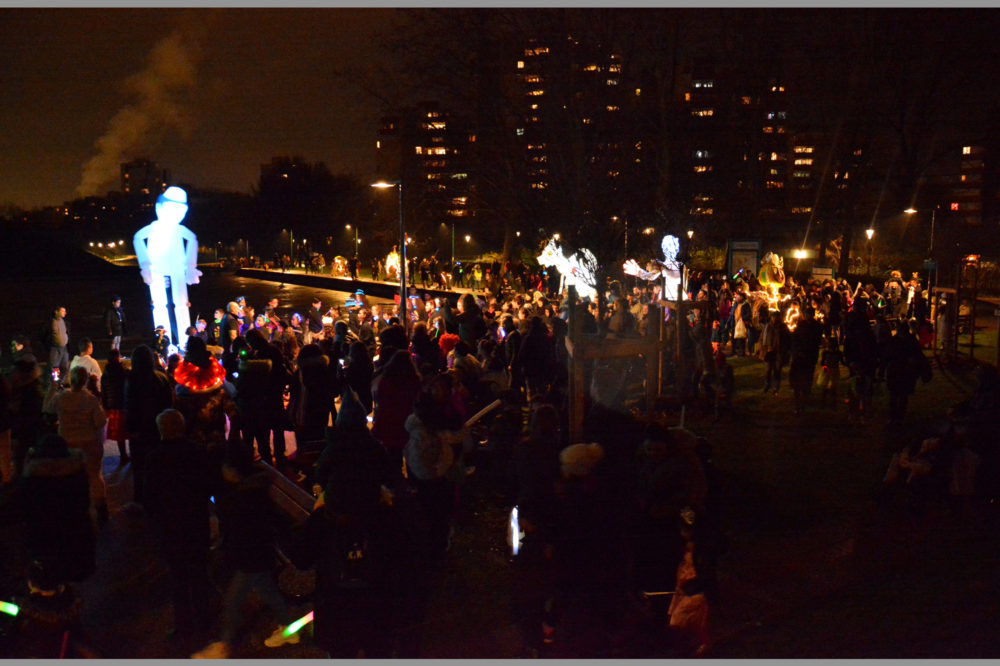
xmin=374 ymin=101 xmax=474 ymax=248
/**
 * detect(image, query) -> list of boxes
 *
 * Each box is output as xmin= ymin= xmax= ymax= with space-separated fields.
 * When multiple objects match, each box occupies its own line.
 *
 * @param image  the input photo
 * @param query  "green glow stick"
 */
xmin=284 ymin=610 xmax=314 ymax=636
xmin=0 ymin=601 xmax=19 ymax=616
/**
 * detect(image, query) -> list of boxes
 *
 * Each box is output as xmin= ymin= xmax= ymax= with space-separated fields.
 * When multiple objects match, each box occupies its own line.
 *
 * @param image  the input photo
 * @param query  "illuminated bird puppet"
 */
xmin=133 ymin=186 xmax=201 ymax=350
xmin=758 ymin=251 xmax=786 ymax=300
xmin=536 ymin=237 xmax=599 ymax=302
xmin=622 ymin=234 xmax=688 ymax=300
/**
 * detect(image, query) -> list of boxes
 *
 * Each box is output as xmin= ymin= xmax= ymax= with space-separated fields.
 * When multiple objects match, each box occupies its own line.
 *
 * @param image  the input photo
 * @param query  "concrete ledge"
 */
xmin=236 ymin=267 xmax=483 ymax=305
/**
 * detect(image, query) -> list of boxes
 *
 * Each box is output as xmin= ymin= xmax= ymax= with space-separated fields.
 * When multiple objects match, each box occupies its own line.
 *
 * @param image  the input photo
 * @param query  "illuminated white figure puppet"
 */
xmin=133 ymin=186 xmax=201 ymax=350
xmin=536 ymin=237 xmax=598 ymax=301
xmin=622 ymin=234 xmax=688 ymax=300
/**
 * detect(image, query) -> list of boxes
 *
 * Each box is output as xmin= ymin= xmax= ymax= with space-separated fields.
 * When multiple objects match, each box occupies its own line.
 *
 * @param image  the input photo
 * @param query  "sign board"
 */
xmin=812 ymin=266 xmax=835 ymax=281
xmin=727 ymin=239 xmax=761 ymax=279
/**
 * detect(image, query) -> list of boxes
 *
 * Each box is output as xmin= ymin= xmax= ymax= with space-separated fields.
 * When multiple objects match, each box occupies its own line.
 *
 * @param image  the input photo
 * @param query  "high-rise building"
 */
xmin=121 ymin=159 xmax=170 ymax=198
xmin=375 ymin=101 xmax=474 ymax=248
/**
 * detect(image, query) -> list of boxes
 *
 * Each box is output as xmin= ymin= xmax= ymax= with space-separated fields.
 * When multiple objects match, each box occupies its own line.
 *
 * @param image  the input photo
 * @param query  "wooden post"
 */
xmin=645 ymin=302 xmax=659 ymax=414
xmin=566 ymin=286 xmax=584 ymax=444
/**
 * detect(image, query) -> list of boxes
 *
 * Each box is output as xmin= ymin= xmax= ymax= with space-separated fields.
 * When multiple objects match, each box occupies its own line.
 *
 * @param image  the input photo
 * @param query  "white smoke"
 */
xmin=75 ymin=30 xmax=202 ymax=198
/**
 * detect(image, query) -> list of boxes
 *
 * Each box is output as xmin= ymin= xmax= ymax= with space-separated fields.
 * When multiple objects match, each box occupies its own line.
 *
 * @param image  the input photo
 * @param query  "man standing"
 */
xmin=49 ymin=306 xmax=70 ymax=380
xmin=306 ymin=296 xmax=324 ymax=343
xmin=105 ymin=295 xmax=127 ymax=352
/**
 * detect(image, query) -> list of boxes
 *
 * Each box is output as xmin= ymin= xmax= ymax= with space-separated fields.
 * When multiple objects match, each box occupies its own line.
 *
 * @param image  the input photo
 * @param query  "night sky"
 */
xmin=0 ymin=8 xmax=396 ymax=210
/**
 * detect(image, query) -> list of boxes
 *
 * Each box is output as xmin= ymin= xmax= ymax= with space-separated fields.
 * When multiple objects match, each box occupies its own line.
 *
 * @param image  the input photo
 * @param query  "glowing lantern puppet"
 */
xmin=536 ymin=237 xmax=598 ymax=301
xmin=623 ymin=234 xmax=688 ymax=301
xmin=133 ymin=186 xmax=201 ymax=350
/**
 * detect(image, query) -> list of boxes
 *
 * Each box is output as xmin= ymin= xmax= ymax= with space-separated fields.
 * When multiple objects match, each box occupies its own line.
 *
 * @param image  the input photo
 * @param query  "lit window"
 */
xmin=777 ymin=127 xmax=786 ymax=133
xmin=606 ymin=105 xmax=619 ymax=111
xmin=794 ymin=146 xmax=814 ymax=154
xmin=426 ymin=111 xmax=439 ymax=119
xmin=447 ymin=209 xmax=468 ymax=217
xmin=693 ymin=166 xmax=712 ymax=173
xmin=794 ymin=158 xmax=813 ymax=166
xmin=516 ymin=128 xmax=524 ymax=136
xmin=530 ymin=103 xmax=539 ymax=110
xmin=693 ymin=150 xmax=712 ymax=159
xmin=635 ymin=141 xmax=642 ymax=150
xmin=584 ymin=64 xmax=599 ymax=72
xmin=606 ymin=79 xmax=618 ymax=86
xmin=963 ymin=146 xmax=972 ymax=155
xmin=517 ymin=60 xmax=524 ymax=69
xmin=793 ymin=171 xmax=811 ymax=178
xmin=525 ymin=75 xmax=541 ymax=83
xmin=770 ymin=152 xmax=786 ymax=161
xmin=415 ymin=147 xmax=423 ymax=155
xmin=684 ymin=92 xmax=691 ymax=102
xmin=430 ymin=147 xmax=447 ymax=155
xmin=451 ymin=173 xmax=468 ymax=179
xmin=961 ymin=174 xmax=967 ymax=182
xmin=635 ymin=88 xmax=641 ymax=96
xmin=951 ymin=202 xmax=960 ymax=211
xmin=376 ymin=140 xmax=381 ymax=149
xmin=582 ymin=118 xmax=592 ymax=125
xmin=468 ymin=134 xmax=476 ymax=143
xmin=608 ymin=64 xmax=621 ymax=73
xmin=741 ymin=96 xmax=752 ymax=104
xmin=763 ymin=126 xmax=774 ymax=133
xmin=531 ymin=155 xmax=548 ymax=163
xmin=770 ymin=168 xmax=780 ymax=176
xmin=422 ymin=121 xmax=447 ymax=130
xmin=426 ymin=173 xmax=441 ymax=180
xmin=531 ymin=182 xmax=548 ymax=189
xmin=692 ymin=109 xmax=714 ymax=117
xmin=791 ymin=207 xmax=812 ymax=214
xmin=766 ymin=181 xmax=784 ymax=189
xmin=528 ymin=89 xmax=545 ymax=96
xmin=693 ymin=80 xmax=713 ymax=88
xmin=529 ymin=116 xmax=539 ymax=122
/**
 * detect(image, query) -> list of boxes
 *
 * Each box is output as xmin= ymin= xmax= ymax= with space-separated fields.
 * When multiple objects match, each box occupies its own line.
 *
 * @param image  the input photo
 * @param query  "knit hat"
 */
xmin=559 ymin=443 xmax=604 ymax=478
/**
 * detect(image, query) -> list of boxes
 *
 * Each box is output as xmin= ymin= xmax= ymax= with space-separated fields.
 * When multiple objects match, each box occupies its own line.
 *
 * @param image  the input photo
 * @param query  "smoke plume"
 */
xmin=75 ymin=29 xmax=203 ymax=198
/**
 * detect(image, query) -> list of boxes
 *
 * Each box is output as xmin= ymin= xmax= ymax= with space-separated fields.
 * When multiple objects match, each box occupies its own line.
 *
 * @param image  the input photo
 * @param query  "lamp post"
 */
xmin=865 ymin=227 xmax=875 ymax=275
xmin=371 ymin=180 xmax=405 ymax=328
xmin=905 ymin=205 xmax=939 ymax=290
xmin=451 ymin=223 xmax=456 ymax=266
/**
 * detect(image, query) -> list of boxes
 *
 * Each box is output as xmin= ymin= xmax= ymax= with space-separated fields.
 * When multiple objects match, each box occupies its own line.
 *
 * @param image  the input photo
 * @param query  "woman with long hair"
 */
xmin=101 ymin=348 xmax=130 ymax=463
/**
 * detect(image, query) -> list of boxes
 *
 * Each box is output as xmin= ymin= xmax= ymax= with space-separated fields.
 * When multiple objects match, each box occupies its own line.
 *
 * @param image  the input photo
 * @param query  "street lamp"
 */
xmin=371 ymin=179 xmax=405 ymax=327
xmin=346 ymin=224 xmax=359 ymax=253
xmin=905 ymin=205 xmax=939 ymax=289
xmin=865 ymin=227 xmax=875 ymax=275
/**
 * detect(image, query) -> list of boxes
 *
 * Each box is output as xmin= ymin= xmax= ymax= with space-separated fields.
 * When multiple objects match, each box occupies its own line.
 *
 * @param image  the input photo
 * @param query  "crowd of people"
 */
xmin=0 ymin=255 xmax=993 ymax=657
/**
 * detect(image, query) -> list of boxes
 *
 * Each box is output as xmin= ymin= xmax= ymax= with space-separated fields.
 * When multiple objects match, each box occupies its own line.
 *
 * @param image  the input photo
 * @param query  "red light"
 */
xmin=951 ymin=202 xmax=960 ymax=211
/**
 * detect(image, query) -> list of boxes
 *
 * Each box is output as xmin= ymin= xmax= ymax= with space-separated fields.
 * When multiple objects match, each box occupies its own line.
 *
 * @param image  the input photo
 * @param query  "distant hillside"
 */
xmin=0 ymin=224 xmax=131 ymax=278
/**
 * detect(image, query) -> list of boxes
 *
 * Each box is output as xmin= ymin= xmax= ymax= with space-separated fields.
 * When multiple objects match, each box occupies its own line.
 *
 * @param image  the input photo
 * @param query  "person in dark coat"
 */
xmin=124 ymin=344 xmax=175 ymax=507
xmin=788 ymin=306 xmax=823 ymax=414
xmin=884 ymin=320 xmax=927 ymax=425
xmin=288 ymin=344 xmax=337 ymax=453
xmin=8 ymin=353 xmax=45 ymax=479
xmin=104 ymin=295 xmax=127 ymax=352
xmin=343 ymin=341 xmax=374 ymax=415
xmin=146 ymin=409 xmax=215 ymax=640
xmin=101 ymin=348 xmax=130 ymax=463
xmin=19 ymin=434 xmax=95 ymax=586
xmin=518 ymin=317 xmax=556 ymax=404
xmin=191 ymin=444 xmax=296 ymax=659
xmin=295 ymin=390 xmax=393 ymax=658
xmin=243 ymin=329 xmax=291 ymax=467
